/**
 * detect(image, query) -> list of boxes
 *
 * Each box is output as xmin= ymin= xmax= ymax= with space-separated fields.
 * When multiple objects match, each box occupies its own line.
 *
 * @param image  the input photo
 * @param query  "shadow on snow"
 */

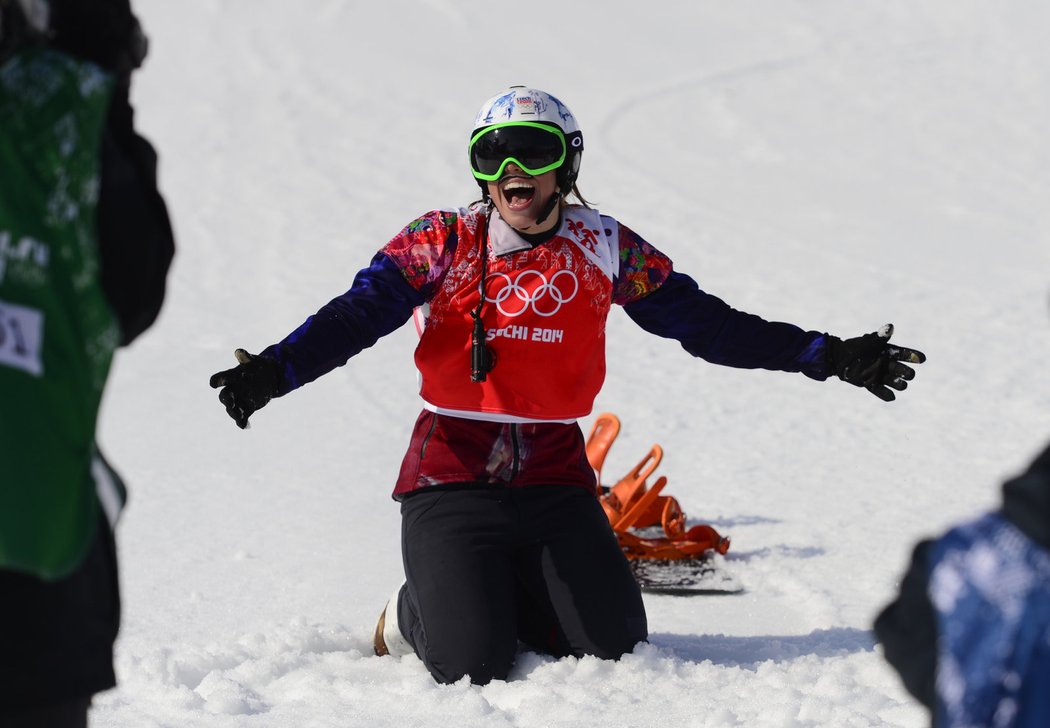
xmin=647 ymin=626 xmax=876 ymax=669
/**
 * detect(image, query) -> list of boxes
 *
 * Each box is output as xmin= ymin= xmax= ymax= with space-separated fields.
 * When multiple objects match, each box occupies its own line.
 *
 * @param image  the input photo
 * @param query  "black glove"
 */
xmin=209 ymin=349 xmax=281 ymax=429
xmin=825 ymin=324 xmax=925 ymax=402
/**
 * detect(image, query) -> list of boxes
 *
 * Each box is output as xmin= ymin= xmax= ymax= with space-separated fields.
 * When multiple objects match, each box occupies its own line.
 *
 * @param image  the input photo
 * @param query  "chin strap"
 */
xmin=535 ymin=191 xmax=561 ymax=227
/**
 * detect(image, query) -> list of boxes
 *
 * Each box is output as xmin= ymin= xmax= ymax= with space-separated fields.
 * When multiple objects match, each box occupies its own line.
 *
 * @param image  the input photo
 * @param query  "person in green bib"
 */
xmin=0 ymin=0 xmax=174 ymax=724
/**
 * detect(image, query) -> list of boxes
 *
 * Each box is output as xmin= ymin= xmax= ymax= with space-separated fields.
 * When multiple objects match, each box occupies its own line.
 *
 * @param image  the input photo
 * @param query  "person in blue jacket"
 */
xmin=211 ymin=86 xmax=925 ymax=685
xmin=875 ymin=440 xmax=1050 ymax=727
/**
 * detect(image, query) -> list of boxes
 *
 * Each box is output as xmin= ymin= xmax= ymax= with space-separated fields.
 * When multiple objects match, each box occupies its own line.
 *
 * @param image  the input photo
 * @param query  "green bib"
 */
xmin=0 ymin=47 xmax=121 ymax=579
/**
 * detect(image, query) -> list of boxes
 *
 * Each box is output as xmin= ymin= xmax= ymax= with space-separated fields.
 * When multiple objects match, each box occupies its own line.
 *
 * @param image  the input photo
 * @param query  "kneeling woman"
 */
xmin=211 ymin=86 xmax=924 ymax=684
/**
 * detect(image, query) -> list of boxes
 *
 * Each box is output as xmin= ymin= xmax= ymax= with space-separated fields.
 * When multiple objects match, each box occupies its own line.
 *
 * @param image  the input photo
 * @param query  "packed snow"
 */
xmin=91 ymin=1 xmax=1050 ymax=726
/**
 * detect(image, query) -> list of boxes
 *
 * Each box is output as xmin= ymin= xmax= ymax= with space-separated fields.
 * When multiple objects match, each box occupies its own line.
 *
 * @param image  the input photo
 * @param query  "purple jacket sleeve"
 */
xmin=621 ymin=271 xmax=830 ymax=379
xmin=259 ymin=253 xmax=424 ymax=395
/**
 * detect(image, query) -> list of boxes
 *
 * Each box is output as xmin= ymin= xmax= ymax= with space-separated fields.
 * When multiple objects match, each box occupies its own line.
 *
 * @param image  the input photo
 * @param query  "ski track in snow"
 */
xmin=83 ymin=1 xmax=1050 ymax=726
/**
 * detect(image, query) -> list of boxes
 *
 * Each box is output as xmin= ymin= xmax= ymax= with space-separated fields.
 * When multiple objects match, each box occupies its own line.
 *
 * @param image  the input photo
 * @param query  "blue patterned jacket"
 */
xmin=876 ymin=443 xmax=1050 ymax=728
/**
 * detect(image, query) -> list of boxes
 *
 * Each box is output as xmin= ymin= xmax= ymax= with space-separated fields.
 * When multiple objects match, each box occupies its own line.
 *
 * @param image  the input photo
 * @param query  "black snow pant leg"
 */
xmin=398 ymin=485 xmax=648 ymax=685
xmin=0 ymin=511 xmax=120 ymax=711
xmin=512 ymin=487 xmax=648 ymax=660
xmin=0 ymin=699 xmax=91 ymax=728
xmin=399 ymin=488 xmax=520 ymax=685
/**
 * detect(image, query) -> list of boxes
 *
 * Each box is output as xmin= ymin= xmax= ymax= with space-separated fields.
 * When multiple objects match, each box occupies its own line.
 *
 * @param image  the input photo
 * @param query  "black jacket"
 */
xmin=0 ymin=12 xmax=174 ymax=705
xmin=97 ymin=84 xmax=175 ymax=344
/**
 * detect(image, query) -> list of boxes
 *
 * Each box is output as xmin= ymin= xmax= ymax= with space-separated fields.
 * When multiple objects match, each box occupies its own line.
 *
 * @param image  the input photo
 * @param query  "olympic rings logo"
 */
xmin=485 ymin=270 xmax=579 ymax=318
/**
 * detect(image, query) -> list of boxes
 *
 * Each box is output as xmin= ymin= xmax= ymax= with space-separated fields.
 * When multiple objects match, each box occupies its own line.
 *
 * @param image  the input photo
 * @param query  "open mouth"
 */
xmin=500 ymin=177 xmax=537 ymax=212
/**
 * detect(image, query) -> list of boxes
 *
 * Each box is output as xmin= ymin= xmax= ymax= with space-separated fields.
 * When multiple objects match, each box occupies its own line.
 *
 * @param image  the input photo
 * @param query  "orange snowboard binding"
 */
xmin=586 ymin=413 xmax=730 ymax=561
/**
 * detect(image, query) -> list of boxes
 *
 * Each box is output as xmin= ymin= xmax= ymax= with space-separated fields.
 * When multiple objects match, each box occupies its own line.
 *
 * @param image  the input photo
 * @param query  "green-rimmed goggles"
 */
xmin=469 ymin=121 xmax=567 ymax=181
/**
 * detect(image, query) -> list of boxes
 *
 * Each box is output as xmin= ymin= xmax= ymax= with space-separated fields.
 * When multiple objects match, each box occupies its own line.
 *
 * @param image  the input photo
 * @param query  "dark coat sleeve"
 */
xmin=621 ymin=271 xmax=830 ymax=378
xmin=96 ymin=86 xmax=175 ymax=346
xmin=260 ymin=254 xmax=425 ymax=396
xmin=873 ymin=539 xmax=938 ymax=712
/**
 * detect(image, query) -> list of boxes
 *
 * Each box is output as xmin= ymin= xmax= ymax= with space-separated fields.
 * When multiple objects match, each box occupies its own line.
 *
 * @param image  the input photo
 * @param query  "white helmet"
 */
xmin=470 ymin=86 xmax=584 ymax=196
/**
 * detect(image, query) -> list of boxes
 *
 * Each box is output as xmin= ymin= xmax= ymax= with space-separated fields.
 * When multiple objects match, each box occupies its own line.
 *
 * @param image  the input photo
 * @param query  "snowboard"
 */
xmin=628 ymin=555 xmax=743 ymax=596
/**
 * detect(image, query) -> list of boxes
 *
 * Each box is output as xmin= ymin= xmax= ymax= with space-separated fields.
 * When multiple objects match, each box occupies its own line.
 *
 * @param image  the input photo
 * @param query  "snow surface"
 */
xmin=92 ymin=1 xmax=1050 ymax=726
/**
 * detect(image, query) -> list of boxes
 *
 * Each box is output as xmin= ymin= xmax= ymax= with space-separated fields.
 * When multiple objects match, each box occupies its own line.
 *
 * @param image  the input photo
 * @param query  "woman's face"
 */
xmin=486 ymin=165 xmax=560 ymax=234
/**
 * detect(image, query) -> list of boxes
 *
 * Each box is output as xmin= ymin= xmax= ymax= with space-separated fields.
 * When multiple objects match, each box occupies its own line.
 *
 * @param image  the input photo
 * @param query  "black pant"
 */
xmin=398 ymin=485 xmax=648 ymax=684
xmin=0 ymin=700 xmax=90 ymax=728
xmin=0 ymin=514 xmax=120 ymax=713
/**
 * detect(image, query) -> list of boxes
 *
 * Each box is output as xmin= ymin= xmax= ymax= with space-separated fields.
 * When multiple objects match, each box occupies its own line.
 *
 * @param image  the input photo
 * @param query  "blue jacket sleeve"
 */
xmin=622 ymin=271 xmax=830 ymax=379
xmin=259 ymin=253 xmax=424 ymax=395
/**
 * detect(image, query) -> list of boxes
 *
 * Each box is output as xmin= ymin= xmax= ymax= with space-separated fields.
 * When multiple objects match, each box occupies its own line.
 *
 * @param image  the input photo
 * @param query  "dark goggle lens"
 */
xmin=470 ymin=125 xmax=565 ymax=177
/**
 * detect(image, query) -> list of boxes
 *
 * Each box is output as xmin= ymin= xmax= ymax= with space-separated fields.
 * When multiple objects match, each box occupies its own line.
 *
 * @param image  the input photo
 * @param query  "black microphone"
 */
xmin=471 ymin=316 xmax=494 ymax=382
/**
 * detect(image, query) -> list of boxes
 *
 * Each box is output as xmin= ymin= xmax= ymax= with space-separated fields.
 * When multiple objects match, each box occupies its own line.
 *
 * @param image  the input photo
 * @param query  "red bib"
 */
xmin=415 ymin=207 xmax=618 ymax=422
